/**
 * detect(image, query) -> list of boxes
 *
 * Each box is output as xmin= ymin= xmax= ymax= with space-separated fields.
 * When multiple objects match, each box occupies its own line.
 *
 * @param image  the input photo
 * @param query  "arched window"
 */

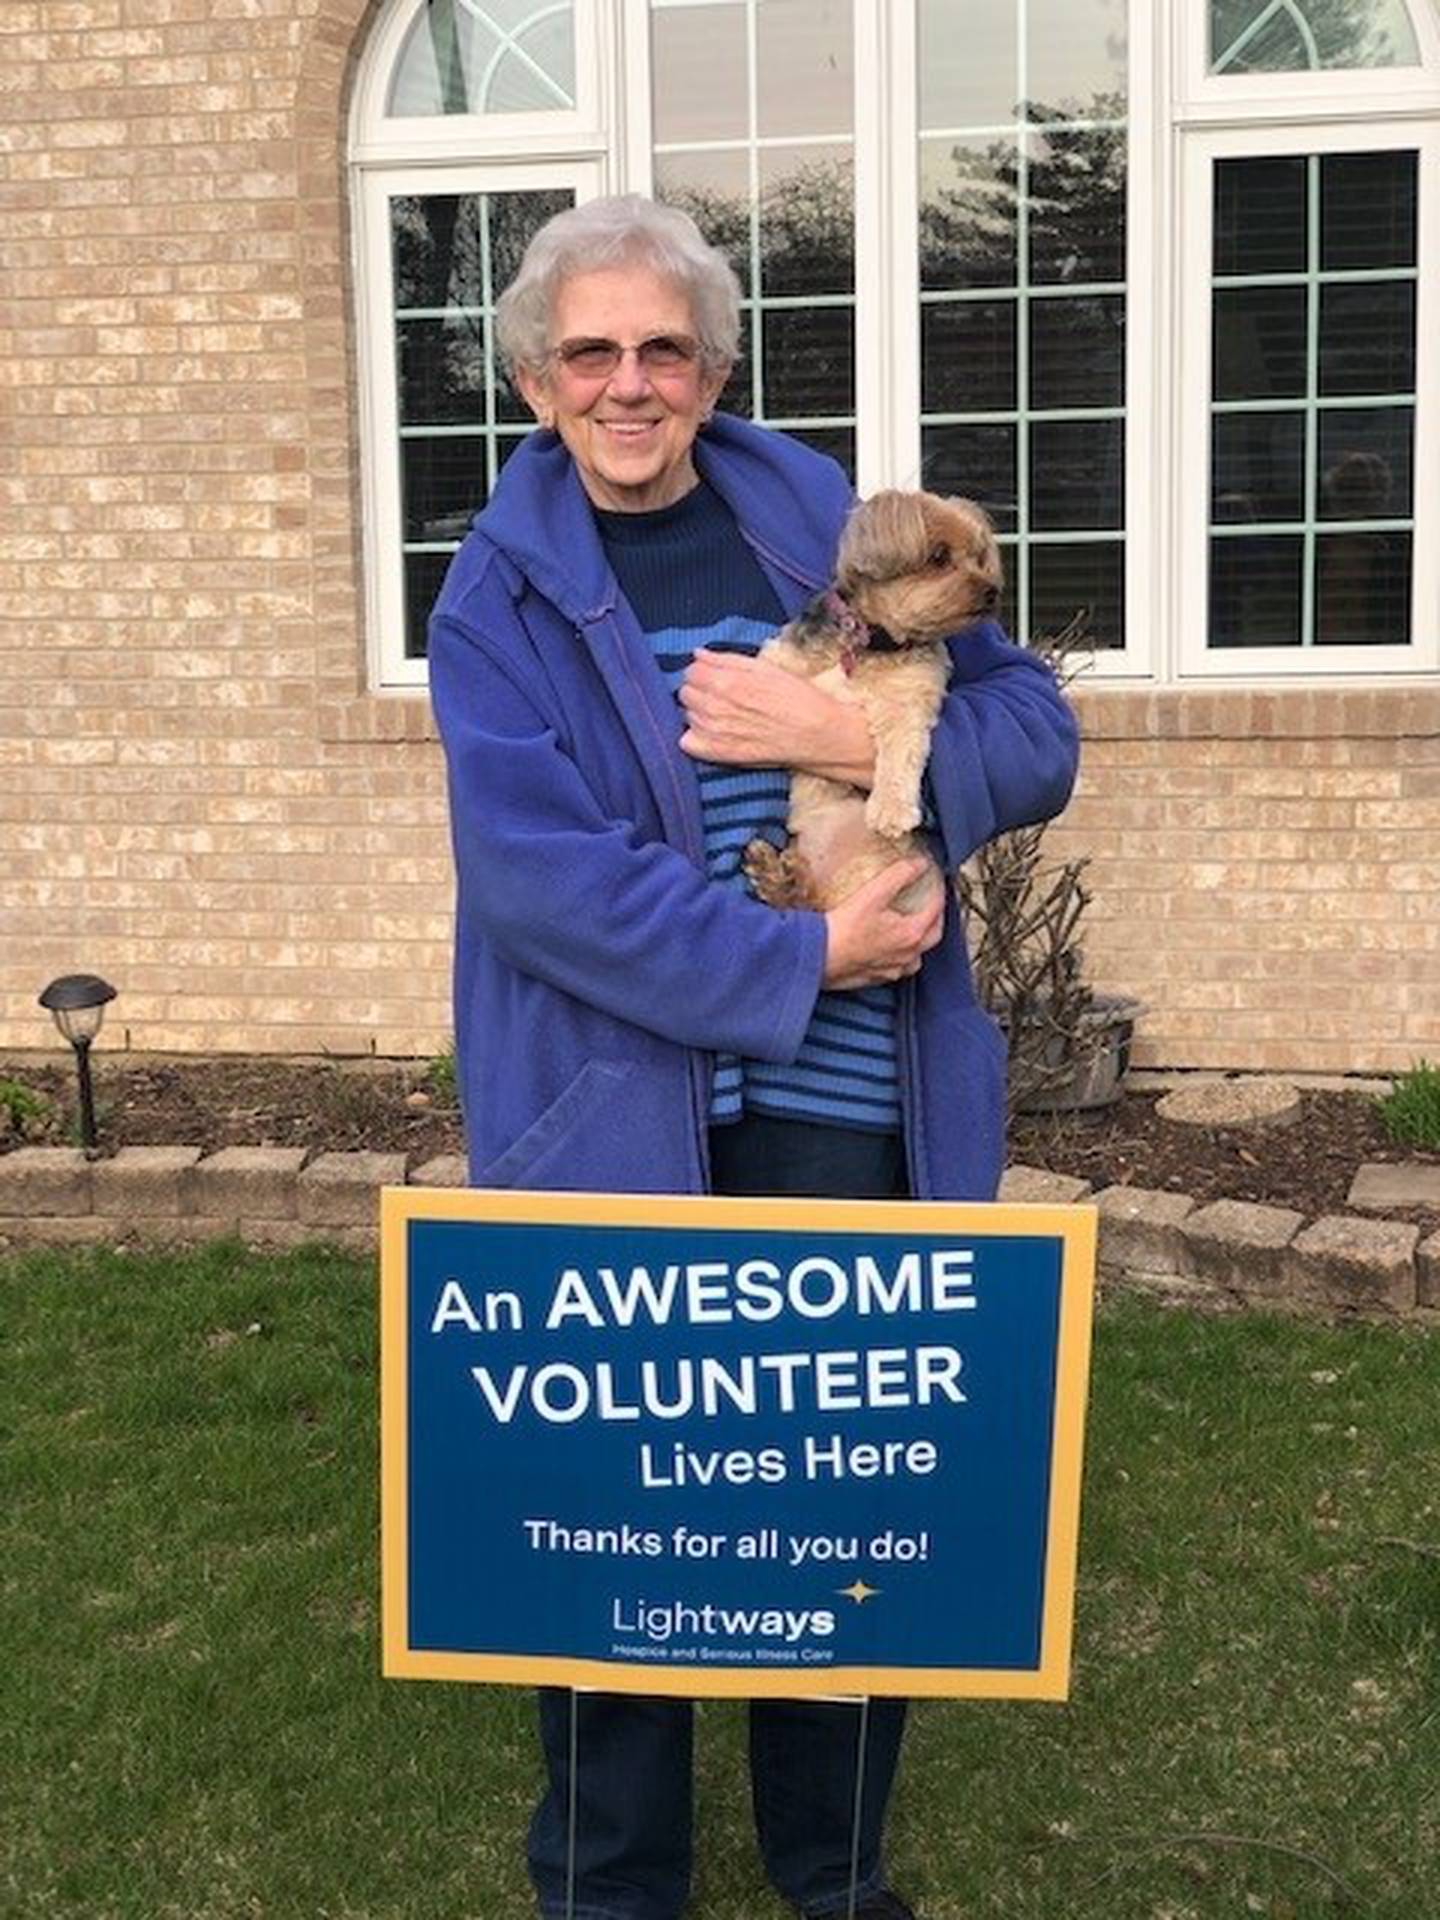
xmin=349 ymin=0 xmax=1439 ymax=688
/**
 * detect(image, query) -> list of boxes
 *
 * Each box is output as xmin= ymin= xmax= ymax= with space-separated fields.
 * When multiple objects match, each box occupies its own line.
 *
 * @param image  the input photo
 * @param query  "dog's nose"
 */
xmin=981 ymin=584 xmax=1000 ymax=611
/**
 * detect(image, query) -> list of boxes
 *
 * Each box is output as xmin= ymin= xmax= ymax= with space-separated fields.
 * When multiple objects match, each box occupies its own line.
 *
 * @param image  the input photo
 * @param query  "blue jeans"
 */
xmin=528 ymin=1115 xmax=911 ymax=1920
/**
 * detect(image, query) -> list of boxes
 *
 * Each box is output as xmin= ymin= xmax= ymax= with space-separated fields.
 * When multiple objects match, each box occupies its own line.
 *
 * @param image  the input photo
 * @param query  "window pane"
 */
xmin=1030 ymin=543 xmax=1124 ymax=650
xmin=388 ymin=0 xmax=577 ymax=116
xmin=1030 ymin=295 xmax=1124 ymax=408
xmin=1030 ymin=419 xmax=1124 ymax=531
xmin=920 ymin=137 xmax=1019 ymax=292
xmin=1027 ymin=0 xmax=1128 ymax=108
xmin=1320 ymin=151 xmax=1417 ymax=271
xmin=1213 ymin=286 xmax=1307 ymax=401
xmin=397 ymin=316 xmax=486 ymax=425
xmin=1210 ymin=0 xmax=1418 ymax=72
xmin=760 ymin=149 xmax=854 ymax=298
xmin=1315 ymin=533 xmax=1411 ymax=644
xmin=402 ymin=437 xmax=487 ymax=543
xmin=1027 ymin=123 xmax=1126 ymax=285
xmin=651 ymin=2 xmax=747 ymax=143
xmin=1318 ymin=407 xmax=1413 ymax=519
xmin=1214 ymin=157 xmax=1306 ymax=276
xmin=788 ymin=426 xmax=855 ymax=478
xmin=1317 ymin=282 xmax=1415 ymax=396
xmin=389 ymin=186 xmax=574 ymax=670
xmin=1212 ymin=412 xmax=1305 ymax=523
xmin=404 ymin=550 xmax=455 ymax=659
xmin=918 ymin=0 xmax=1017 ymax=126
xmin=489 ymin=188 xmax=574 ymax=293
xmin=756 ymin=0 xmax=853 ymax=138
xmin=921 ymin=423 xmax=1018 ymax=533
xmin=652 ymin=0 xmax=854 ymax=437
xmin=393 ymin=194 xmax=485 ymax=310
xmin=762 ymin=307 xmax=854 ymax=417
xmin=717 ymin=311 xmax=754 ymax=419
xmin=655 ymin=150 xmax=752 ymax=298
xmin=1209 ymin=536 xmax=1303 ymax=646
xmin=922 ymin=301 xmax=1016 ymax=413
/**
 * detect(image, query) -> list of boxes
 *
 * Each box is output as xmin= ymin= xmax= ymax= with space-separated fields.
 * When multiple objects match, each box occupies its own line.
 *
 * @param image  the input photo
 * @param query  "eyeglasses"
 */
xmin=548 ymin=334 xmax=702 ymax=379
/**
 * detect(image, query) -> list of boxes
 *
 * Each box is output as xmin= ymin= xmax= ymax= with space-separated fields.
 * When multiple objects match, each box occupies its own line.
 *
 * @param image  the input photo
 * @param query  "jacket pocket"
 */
xmin=477 ymin=1059 xmax=635 ymax=1190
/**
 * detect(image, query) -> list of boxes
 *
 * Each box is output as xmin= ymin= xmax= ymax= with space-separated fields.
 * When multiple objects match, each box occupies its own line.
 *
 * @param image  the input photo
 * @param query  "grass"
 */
xmin=2 ymin=1245 xmax=1437 ymax=1920
xmin=1376 ymin=1059 xmax=1440 ymax=1151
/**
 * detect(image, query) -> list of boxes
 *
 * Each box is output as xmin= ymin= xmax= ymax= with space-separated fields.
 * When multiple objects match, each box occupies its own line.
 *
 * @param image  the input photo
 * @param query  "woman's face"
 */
xmin=517 ymin=264 xmax=728 ymax=513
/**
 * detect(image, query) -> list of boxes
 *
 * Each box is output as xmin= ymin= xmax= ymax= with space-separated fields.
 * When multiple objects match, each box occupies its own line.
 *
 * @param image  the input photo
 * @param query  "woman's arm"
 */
xmin=430 ymin=612 xmax=828 ymax=1064
xmin=924 ymin=621 xmax=1079 ymax=866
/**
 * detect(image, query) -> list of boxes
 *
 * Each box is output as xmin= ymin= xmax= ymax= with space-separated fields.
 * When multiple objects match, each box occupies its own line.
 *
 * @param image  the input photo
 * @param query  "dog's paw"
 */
xmin=865 ymin=791 xmax=922 ymax=838
xmin=743 ymin=838 xmax=791 ymax=907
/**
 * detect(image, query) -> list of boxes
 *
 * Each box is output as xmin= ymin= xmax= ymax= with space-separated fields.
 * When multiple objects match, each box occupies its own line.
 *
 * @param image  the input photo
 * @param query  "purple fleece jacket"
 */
xmin=428 ymin=414 xmax=1079 ymax=1199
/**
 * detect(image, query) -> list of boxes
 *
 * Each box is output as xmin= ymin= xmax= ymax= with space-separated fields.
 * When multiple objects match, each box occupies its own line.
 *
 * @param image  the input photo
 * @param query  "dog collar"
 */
xmin=818 ymin=590 xmax=901 ymax=674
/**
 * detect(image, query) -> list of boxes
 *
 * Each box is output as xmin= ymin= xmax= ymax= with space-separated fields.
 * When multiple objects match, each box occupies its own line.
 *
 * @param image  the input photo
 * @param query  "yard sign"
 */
xmin=381 ymin=1189 xmax=1096 ymax=1700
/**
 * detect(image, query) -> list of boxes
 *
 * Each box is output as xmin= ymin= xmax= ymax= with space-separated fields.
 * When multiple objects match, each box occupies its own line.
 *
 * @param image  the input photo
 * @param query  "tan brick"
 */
xmin=195 ymin=1146 xmax=307 ymax=1223
xmin=410 ymin=1154 xmax=469 ymax=1190
xmin=1419 ymin=1231 xmax=1440 ymax=1310
xmin=93 ymin=1145 xmax=202 ymax=1217
xmin=1095 ymin=1187 xmax=1195 ymax=1276
xmin=0 ymin=1147 xmax=92 ymax=1216
xmin=1181 ymin=1199 xmax=1304 ymax=1296
xmin=1287 ymin=1216 xmax=1419 ymax=1312
xmin=0 ymin=1214 xmax=113 ymax=1251
xmin=998 ymin=1165 xmax=1092 ymax=1206
xmin=297 ymin=1150 xmax=406 ymax=1229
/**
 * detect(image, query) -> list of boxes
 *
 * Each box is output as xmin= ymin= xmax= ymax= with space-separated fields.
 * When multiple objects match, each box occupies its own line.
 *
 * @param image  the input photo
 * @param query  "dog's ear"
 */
xmin=835 ymin=491 xmax=936 ymax=586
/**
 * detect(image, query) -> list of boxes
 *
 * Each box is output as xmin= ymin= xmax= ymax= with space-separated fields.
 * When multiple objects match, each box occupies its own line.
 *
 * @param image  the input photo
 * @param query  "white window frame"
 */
xmin=1173 ymin=117 xmax=1439 ymax=679
xmin=355 ymin=159 xmax=605 ymax=690
xmin=351 ymin=0 xmax=612 ymax=162
xmin=1180 ymin=0 xmax=1440 ymax=120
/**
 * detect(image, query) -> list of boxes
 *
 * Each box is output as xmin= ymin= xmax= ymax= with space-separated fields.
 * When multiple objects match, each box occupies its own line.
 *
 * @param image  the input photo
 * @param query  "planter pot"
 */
xmin=1001 ymin=993 xmax=1144 ymax=1115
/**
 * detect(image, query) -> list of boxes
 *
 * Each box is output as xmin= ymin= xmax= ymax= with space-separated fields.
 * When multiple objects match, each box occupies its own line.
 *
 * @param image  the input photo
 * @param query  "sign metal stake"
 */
xmin=565 ymin=1688 xmax=579 ymax=1920
xmin=846 ymin=1695 xmax=870 ymax=1920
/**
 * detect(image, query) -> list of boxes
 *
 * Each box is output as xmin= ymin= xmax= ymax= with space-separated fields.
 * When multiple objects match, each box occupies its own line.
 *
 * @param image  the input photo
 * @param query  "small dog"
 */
xmin=744 ymin=489 xmax=1002 ymax=914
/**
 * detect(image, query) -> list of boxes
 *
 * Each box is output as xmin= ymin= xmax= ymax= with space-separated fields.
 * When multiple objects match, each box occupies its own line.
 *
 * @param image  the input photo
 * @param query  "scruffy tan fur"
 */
xmin=744 ymin=489 xmax=1002 ymax=914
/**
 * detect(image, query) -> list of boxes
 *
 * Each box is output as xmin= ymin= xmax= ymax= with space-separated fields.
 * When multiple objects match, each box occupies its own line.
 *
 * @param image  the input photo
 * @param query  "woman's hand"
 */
xmin=678 ymin=649 xmax=876 ymax=787
xmin=822 ymin=859 xmax=945 ymax=989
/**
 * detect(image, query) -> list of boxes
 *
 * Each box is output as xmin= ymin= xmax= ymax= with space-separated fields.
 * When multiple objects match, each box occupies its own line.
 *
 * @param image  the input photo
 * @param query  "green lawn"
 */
xmin=2 ymin=1243 xmax=1436 ymax=1919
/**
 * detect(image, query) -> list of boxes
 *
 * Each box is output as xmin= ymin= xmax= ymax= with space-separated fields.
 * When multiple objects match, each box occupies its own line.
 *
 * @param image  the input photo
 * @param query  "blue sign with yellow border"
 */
xmin=381 ymin=1190 xmax=1095 ymax=1700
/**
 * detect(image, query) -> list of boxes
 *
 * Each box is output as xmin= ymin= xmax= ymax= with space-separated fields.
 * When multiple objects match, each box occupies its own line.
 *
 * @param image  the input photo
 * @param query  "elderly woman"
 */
xmin=428 ymin=194 xmax=1078 ymax=1920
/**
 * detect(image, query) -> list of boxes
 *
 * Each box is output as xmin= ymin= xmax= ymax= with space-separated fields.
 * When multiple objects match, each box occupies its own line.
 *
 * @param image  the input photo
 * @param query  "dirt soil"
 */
xmin=3 ymin=1055 xmax=1436 ymax=1225
xmin=1012 ymin=1087 xmax=1440 ymax=1226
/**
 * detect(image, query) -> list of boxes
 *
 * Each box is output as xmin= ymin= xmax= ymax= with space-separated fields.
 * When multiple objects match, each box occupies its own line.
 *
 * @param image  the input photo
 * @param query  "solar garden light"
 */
xmin=38 ymin=973 xmax=116 ymax=1155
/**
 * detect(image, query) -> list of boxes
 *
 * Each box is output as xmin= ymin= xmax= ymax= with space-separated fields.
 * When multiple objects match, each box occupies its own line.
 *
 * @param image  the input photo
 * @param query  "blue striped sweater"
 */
xmin=593 ymin=481 xmax=901 ymax=1134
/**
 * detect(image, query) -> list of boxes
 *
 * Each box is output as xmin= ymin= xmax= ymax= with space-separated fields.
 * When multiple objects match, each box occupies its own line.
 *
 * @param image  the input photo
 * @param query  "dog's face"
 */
xmin=833 ymin=490 xmax=1003 ymax=644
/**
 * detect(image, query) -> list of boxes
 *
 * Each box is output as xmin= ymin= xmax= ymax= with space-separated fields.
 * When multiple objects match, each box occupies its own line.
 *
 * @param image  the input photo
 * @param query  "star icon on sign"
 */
xmin=838 ymin=1580 xmax=880 ymax=1605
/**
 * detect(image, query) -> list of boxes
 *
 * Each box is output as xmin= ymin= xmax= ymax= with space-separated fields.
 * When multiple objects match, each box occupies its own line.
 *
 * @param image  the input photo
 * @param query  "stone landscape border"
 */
xmin=1 ymin=1144 xmax=1438 ymax=1319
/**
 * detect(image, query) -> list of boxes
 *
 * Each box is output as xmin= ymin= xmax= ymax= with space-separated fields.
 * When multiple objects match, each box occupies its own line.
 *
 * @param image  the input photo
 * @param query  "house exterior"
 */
xmin=4 ymin=0 xmax=1439 ymax=1073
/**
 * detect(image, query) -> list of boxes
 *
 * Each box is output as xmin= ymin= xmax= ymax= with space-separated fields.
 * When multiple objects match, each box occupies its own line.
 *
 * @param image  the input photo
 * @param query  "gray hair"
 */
xmin=494 ymin=193 xmax=740 ymax=378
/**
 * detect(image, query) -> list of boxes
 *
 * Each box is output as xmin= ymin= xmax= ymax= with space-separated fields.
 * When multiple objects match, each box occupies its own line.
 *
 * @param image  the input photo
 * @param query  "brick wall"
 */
xmin=3 ymin=1 xmax=1435 ymax=1074
xmin=1058 ymin=685 xmax=1440 ymax=1075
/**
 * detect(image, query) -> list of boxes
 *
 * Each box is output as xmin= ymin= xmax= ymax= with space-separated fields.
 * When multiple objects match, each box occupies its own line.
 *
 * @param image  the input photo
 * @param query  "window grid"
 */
xmin=392 ymin=185 xmax=574 ymax=654
xmin=650 ymin=0 xmax=857 ymax=458
xmin=916 ymin=0 xmax=1128 ymax=650
xmin=1207 ymin=152 xmax=1417 ymax=649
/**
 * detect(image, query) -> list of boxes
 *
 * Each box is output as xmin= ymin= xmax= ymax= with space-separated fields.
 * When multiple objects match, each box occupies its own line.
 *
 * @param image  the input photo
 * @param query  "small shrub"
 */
xmin=0 ymin=1077 xmax=56 ymax=1142
xmin=1376 ymin=1060 xmax=1440 ymax=1150
xmin=426 ymin=1042 xmax=458 ymax=1107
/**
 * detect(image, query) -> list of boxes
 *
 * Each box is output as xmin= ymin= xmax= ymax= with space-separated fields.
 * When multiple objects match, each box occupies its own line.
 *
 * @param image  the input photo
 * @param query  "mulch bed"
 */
xmin=3 ymin=1055 xmax=1437 ymax=1225
xmin=1012 ymin=1088 xmax=1440 ymax=1227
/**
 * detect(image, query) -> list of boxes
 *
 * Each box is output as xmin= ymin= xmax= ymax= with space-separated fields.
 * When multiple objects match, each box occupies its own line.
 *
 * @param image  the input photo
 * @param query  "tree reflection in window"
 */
xmin=388 ymin=0 xmax=577 ymax=117
xmin=1210 ymin=0 xmax=1418 ymax=72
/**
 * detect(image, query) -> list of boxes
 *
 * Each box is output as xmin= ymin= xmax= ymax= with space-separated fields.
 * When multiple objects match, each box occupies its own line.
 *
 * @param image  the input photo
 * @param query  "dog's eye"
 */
xmin=926 ymin=544 xmax=951 ymax=569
